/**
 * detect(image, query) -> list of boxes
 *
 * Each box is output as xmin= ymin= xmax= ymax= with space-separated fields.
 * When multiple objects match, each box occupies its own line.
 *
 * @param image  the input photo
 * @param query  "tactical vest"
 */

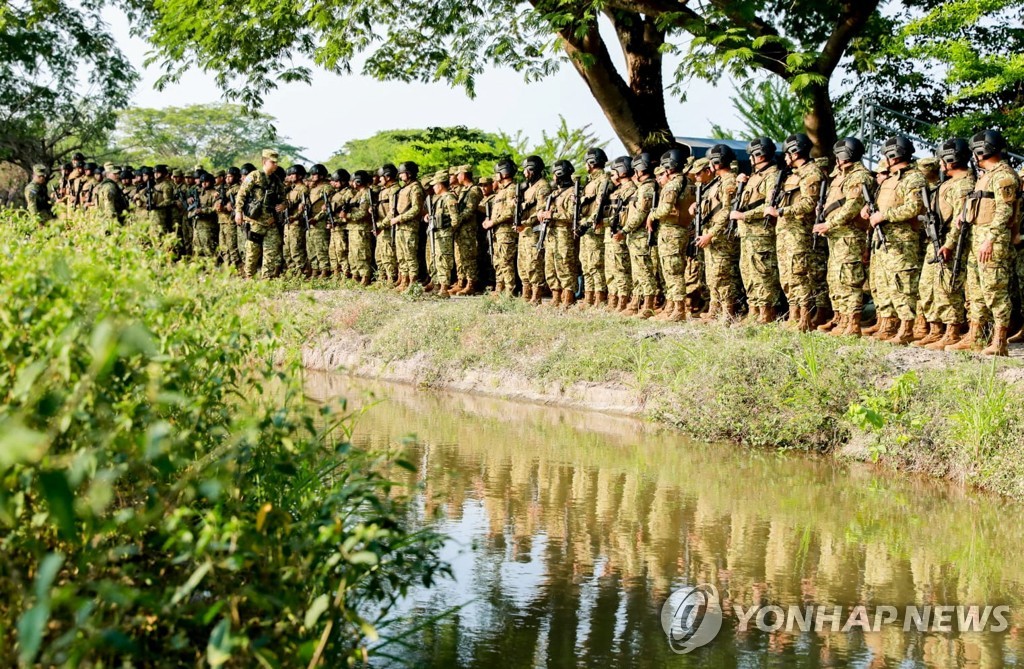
xmin=741 ymin=165 xmax=776 ymax=213
xmin=967 ymin=163 xmax=1017 ymax=228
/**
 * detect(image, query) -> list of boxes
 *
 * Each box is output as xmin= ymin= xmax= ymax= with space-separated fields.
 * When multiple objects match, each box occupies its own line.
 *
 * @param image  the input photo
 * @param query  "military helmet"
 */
xmin=833 ymin=137 xmax=865 ymax=163
xmin=193 ymin=168 xmax=206 ymax=179
xmin=84 ymin=162 xmax=97 ymax=172
xmin=333 ymin=168 xmax=351 ymax=183
xmin=585 ymin=147 xmax=609 ymax=169
xmin=199 ymin=172 xmax=215 ymax=184
xmin=747 ymin=137 xmax=777 ymax=161
xmin=783 ymin=133 xmax=813 ymax=158
xmin=631 ymin=152 xmax=655 ymax=174
xmin=495 ymin=158 xmax=517 ymax=179
xmin=286 ymin=164 xmax=306 ymax=177
xmin=882 ymin=136 xmax=915 ymax=163
xmin=72 ymin=152 xmax=86 ymax=164
xmin=352 ymin=170 xmax=371 ymax=187
xmin=397 ymin=161 xmax=419 ymax=178
xmin=522 ymin=155 xmax=545 ymax=173
xmin=227 ymin=166 xmax=241 ymax=177
xmin=240 ymin=163 xmax=256 ymax=176
xmin=971 ymin=129 xmax=1006 ymax=159
xmin=552 ymin=159 xmax=575 ymax=182
xmin=62 ymin=162 xmax=73 ymax=171
xmin=120 ymin=168 xmax=134 ymax=180
xmin=612 ymin=156 xmax=635 ymax=178
xmin=309 ymin=163 xmax=328 ymax=178
xmin=708 ymin=144 xmax=736 ymax=168
xmin=139 ymin=166 xmax=153 ymax=177
xmin=660 ymin=146 xmax=692 ymax=172
xmin=379 ymin=163 xmax=398 ymax=180
xmin=939 ymin=138 xmax=971 ymax=167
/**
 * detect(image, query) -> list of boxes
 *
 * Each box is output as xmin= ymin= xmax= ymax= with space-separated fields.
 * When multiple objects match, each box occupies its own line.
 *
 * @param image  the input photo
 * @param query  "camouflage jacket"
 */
xmin=394 ymin=180 xmax=425 ymax=226
xmin=938 ymin=172 xmax=976 ymax=251
xmin=966 ymin=160 xmax=1020 ymax=246
xmin=650 ymin=173 xmax=696 ymax=228
xmin=520 ymin=178 xmax=551 ymax=231
xmin=456 ymin=184 xmax=483 ymax=229
xmin=778 ymin=161 xmax=825 ymax=231
xmin=824 ymin=162 xmax=874 ymax=238
xmin=875 ymin=166 xmax=927 ymax=243
xmin=579 ymin=170 xmax=612 ymax=233
xmin=623 ymin=177 xmax=657 ymax=235
xmin=702 ymin=172 xmax=738 ymax=238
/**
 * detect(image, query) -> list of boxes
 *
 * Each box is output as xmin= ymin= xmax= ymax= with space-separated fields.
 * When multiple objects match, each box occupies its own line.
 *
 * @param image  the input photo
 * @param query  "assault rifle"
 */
xmin=647 ymin=183 xmax=659 ymax=248
xmin=687 ymin=183 xmax=704 ymax=258
xmin=145 ymin=179 xmax=155 ymax=211
xmin=535 ymin=189 xmax=557 ymax=251
xmin=949 ymin=198 xmax=972 ymax=289
xmin=726 ymin=179 xmax=747 ymax=237
xmin=811 ymin=180 xmax=828 ymax=250
xmin=765 ymin=166 xmax=791 ymax=224
xmin=426 ymin=194 xmax=436 ymax=267
xmin=324 ymin=191 xmax=336 ymax=230
xmin=366 ymin=190 xmax=378 ymax=235
xmin=513 ymin=182 xmax=524 ymax=231
xmin=571 ymin=179 xmax=584 ymax=238
xmin=485 ymin=199 xmax=494 ymax=263
xmin=390 ymin=188 xmax=400 ymax=246
xmin=919 ymin=186 xmax=944 ymax=269
xmin=579 ymin=177 xmax=612 ymax=237
xmin=73 ymin=179 xmax=84 ymax=208
xmin=608 ymin=196 xmax=626 ymax=236
xmin=862 ymin=183 xmax=887 ymax=252
xmin=300 ymin=190 xmax=313 ymax=232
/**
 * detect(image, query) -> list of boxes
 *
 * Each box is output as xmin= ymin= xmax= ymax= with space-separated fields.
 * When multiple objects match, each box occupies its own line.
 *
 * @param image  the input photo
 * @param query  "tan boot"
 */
xmin=594 ymin=291 xmax=607 ymax=309
xmin=460 ymin=280 xmax=476 ymax=296
xmin=888 ymin=319 xmax=915 ymax=345
xmin=605 ymin=293 xmax=618 ymax=311
xmin=1008 ymin=326 xmax=1024 ymax=344
xmin=549 ymin=289 xmax=562 ymax=307
xmin=700 ymin=303 xmax=720 ymax=322
xmin=580 ymin=291 xmax=592 ymax=309
xmin=946 ymin=321 xmax=981 ymax=351
xmin=723 ymin=302 xmax=740 ymax=325
xmin=623 ymin=296 xmax=639 ymax=316
xmin=982 ymin=325 xmax=1010 ymax=357
xmin=360 ymin=275 xmax=371 ymax=286
xmin=911 ymin=314 xmax=928 ymax=341
xmin=619 ymin=295 xmax=631 ymax=312
xmin=635 ymin=295 xmax=656 ymax=319
xmin=784 ymin=305 xmax=799 ymax=329
xmin=817 ymin=313 xmax=840 ymax=333
xmin=912 ymin=322 xmax=943 ymax=347
xmin=862 ymin=317 xmax=881 ymax=336
xmin=812 ymin=306 xmax=833 ymax=328
xmin=796 ymin=306 xmax=813 ymax=332
xmin=438 ymin=284 xmax=451 ymax=299
xmin=841 ymin=312 xmax=862 ymax=338
xmin=522 ymin=284 xmax=533 ymax=303
xmin=827 ymin=314 xmax=848 ymax=336
xmin=494 ymin=281 xmax=505 ymax=295
xmin=757 ymin=305 xmax=777 ymax=325
xmin=653 ymin=300 xmax=675 ymax=321
xmin=666 ymin=301 xmax=687 ymax=322
xmin=562 ymin=289 xmax=576 ymax=309
xmin=423 ymin=280 xmax=435 ymax=293
xmin=928 ymin=324 xmax=960 ymax=350
xmin=529 ymin=285 xmax=542 ymax=305
xmin=871 ymin=317 xmax=898 ymax=341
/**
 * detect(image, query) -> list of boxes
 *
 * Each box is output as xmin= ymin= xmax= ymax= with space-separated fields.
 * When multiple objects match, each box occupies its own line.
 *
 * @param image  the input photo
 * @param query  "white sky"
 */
xmin=107 ymin=10 xmax=742 ymax=163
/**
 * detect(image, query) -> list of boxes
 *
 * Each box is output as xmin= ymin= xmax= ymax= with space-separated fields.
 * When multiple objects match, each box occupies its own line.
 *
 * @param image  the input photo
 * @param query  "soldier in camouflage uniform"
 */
xmin=79 ymin=163 xmax=98 ymax=215
xmin=237 ymin=149 xmax=287 ymax=279
xmin=766 ymin=134 xmax=826 ymax=331
xmin=149 ymin=165 xmax=178 ymax=244
xmin=328 ymin=169 xmax=352 ymax=280
xmin=729 ymin=138 xmax=782 ymax=324
xmin=217 ymin=168 xmax=242 ymax=268
xmin=282 ymin=164 xmax=310 ymax=276
xmin=343 ymin=170 xmax=374 ymax=285
xmin=482 ymin=159 xmax=520 ymax=296
xmin=93 ymin=164 xmax=125 ymax=227
xmin=516 ymin=156 xmax=551 ymax=303
xmin=305 ymin=164 xmax=334 ymax=278
xmin=170 ymin=169 xmax=190 ymax=256
xmin=374 ymin=165 xmax=399 ymax=285
xmin=391 ymin=161 xmax=425 ymax=291
xmin=453 ymin=165 xmax=482 ymax=295
xmin=862 ymin=136 xmax=927 ymax=345
xmin=648 ymin=147 xmax=695 ymax=322
xmin=24 ymin=165 xmax=55 ymax=224
xmin=947 ymin=130 xmax=1021 ymax=355
xmin=693 ymin=145 xmax=741 ymax=322
xmin=425 ymin=171 xmax=459 ymax=297
xmin=605 ymin=157 xmax=636 ymax=312
xmin=236 ymin=164 xmax=257 ymax=256
xmin=536 ymin=160 xmax=580 ymax=308
xmin=812 ymin=137 xmax=874 ymax=338
xmin=577 ymin=148 xmax=612 ymax=308
xmin=191 ymin=173 xmax=221 ymax=257
xmin=619 ymin=153 xmax=658 ymax=317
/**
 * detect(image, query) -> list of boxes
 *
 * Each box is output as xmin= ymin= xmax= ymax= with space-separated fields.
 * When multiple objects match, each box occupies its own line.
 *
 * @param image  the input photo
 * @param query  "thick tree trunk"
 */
xmin=804 ymin=84 xmax=838 ymax=159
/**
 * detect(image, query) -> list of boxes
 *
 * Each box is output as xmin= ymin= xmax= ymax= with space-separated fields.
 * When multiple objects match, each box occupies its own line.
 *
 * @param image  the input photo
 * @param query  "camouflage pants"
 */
xmin=426 ymin=229 xmax=455 ymax=286
xmin=543 ymin=225 xmax=578 ymax=292
xmin=626 ymin=231 xmax=657 ymax=297
xmin=657 ymin=225 xmax=690 ymax=302
xmin=705 ymin=236 xmax=741 ymax=311
xmin=219 ymin=214 xmax=240 ymax=266
xmin=236 ymin=225 xmax=247 ymax=262
xmin=967 ymin=240 xmax=1013 ymax=326
xmin=604 ymin=232 xmax=631 ymax=298
xmin=580 ymin=231 xmax=606 ymax=293
xmin=244 ymin=226 xmax=283 ymax=279
xmin=374 ymin=228 xmax=397 ymax=281
xmin=194 ymin=219 xmax=219 ymax=258
xmin=877 ymin=240 xmax=921 ymax=321
xmin=776 ymin=226 xmax=814 ymax=308
xmin=493 ymin=225 xmax=518 ymax=289
xmin=307 ymin=223 xmax=330 ymax=274
xmin=348 ymin=225 xmax=373 ymax=281
xmin=826 ymin=235 xmax=866 ymax=315
xmin=518 ymin=229 xmax=545 ymax=288
xmin=395 ymin=224 xmax=419 ymax=278
xmin=454 ymin=223 xmax=479 ymax=283
xmin=918 ymin=248 xmax=966 ymax=325
xmin=685 ymin=251 xmax=707 ymax=302
xmin=329 ymin=227 xmax=350 ymax=276
xmin=174 ymin=212 xmax=192 ymax=256
xmin=738 ymin=233 xmax=779 ymax=309
xmin=811 ymin=239 xmax=830 ymax=309
xmin=146 ymin=210 xmax=169 ymax=243
xmin=283 ymin=223 xmax=308 ymax=273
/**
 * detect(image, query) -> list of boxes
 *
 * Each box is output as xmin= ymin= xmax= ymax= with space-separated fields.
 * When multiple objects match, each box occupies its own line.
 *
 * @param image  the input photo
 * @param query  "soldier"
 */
xmin=92 ymin=163 xmax=125 ymax=226
xmin=909 ymin=139 xmax=976 ymax=349
xmin=649 ymin=147 xmax=696 ymax=322
xmin=66 ymin=153 xmax=86 ymax=212
xmin=218 ymin=168 xmax=242 ymax=268
xmin=80 ymin=163 xmax=98 ymax=213
xmin=191 ymin=172 xmax=220 ymax=257
xmin=305 ymin=164 xmax=334 ymax=278
xmin=237 ymin=164 xmax=257 ymax=257
xmin=328 ymin=169 xmax=353 ymax=280
xmin=344 ymin=170 xmax=375 ymax=285
xmin=453 ymin=165 xmax=482 ymax=295
xmin=375 ymin=165 xmax=400 ymax=285
xmin=149 ymin=165 xmax=177 ymax=243
xmin=693 ymin=145 xmax=741 ymax=321
xmin=282 ymin=164 xmax=311 ymax=276
xmin=170 ymin=169 xmax=190 ymax=256
xmin=729 ymin=138 xmax=782 ymax=324
xmin=481 ymin=158 xmax=520 ymax=295
xmin=426 ymin=171 xmax=460 ymax=297
xmin=536 ymin=160 xmax=580 ymax=308
xmin=391 ymin=161 xmax=425 ymax=290
xmin=236 ymin=149 xmax=287 ymax=279
xmin=605 ymin=157 xmax=636 ymax=312
xmin=619 ymin=153 xmax=659 ymax=317
xmin=947 ymin=130 xmax=1021 ymax=355
xmin=24 ymin=165 xmax=55 ymax=224
xmin=862 ymin=136 xmax=927 ymax=345
xmin=577 ymin=148 xmax=613 ymax=308
xmin=516 ymin=156 xmax=551 ymax=303
xmin=765 ymin=134 xmax=826 ymax=331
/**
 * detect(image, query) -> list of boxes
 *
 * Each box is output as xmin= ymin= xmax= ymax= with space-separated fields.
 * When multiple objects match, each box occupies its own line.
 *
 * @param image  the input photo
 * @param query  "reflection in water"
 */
xmin=305 ymin=372 xmax=1024 ymax=668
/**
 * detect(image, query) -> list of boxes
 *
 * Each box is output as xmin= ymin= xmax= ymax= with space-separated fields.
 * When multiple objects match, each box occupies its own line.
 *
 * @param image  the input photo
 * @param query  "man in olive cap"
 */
xmin=94 ymin=162 xmax=129 ymax=225
xmin=25 ymin=165 xmax=55 ymax=224
xmin=426 ymin=170 xmax=459 ymax=297
xmin=452 ymin=165 xmax=482 ymax=294
xmin=236 ymin=149 xmax=287 ymax=278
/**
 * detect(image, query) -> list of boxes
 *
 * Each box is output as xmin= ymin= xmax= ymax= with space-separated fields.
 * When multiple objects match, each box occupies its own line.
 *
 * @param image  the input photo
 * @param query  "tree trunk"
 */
xmin=804 ymin=84 xmax=838 ymax=159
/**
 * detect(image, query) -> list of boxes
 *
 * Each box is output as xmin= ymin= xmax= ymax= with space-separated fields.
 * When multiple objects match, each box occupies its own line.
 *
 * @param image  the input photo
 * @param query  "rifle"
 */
xmin=145 ymin=179 xmax=154 ymax=211
xmin=535 ymin=189 xmax=557 ymax=251
xmin=811 ymin=180 xmax=828 ymax=250
xmin=73 ymin=179 xmax=84 ymax=208
xmin=765 ymin=166 xmax=791 ymax=224
xmin=609 ymin=195 xmax=626 ymax=236
xmin=485 ymin=199 xmax=494 ymax=262
xmin=862 ymin=183 xmax=887 ymax=252
xmin=919 ymin=186 xmax=944 ymax=268
xmin=513 ymin=182 xmax=524 ymax=231
xmin=366 ymin=190 xmax=378 ymax=235
xmin=324 ymin=191 xmax=336 ymax=230
xmin=950 ymin=198 xmax=972 ymax=289
xmin=687 ymin=183 xmax=704 ymax=259
xmin=390 ymin=188 xmax=400 ymax=246
xmin=571 ymin=179 xmax=584 ymax=237
xmin=426 ymin=194 xmax=436 ymax=269
xmin=726 ymin=179 xmax=747 ymax=237
xmin=647 ymin=183 xmax=660 ymax=248
xmin=300 ymin=190 xmax=313 ymax=232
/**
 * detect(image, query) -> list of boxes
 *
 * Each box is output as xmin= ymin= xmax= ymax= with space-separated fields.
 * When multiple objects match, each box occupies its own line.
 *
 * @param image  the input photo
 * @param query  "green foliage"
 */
xmin=951 ymin=361 xmax=1010 ymax=459
xmin=846 ymin=372 xmax=927 ymax=462
xmin=711 ymin=78 xmax=858 ymax=141
xmin=496 ymin=115 xmax=609 ymax=173
xmin=0 ymin=212 xmax=448 ymax=665
xmin=109 ymin=104 xmax=305 ymax=170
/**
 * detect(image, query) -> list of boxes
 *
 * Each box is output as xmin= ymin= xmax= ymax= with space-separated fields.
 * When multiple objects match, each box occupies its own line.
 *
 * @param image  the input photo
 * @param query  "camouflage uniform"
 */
xmin=822 ymin=162 xmax=873 ymax=317
xmin=489 ymin=181 xmax=520 ymax=292
xmin=701 ymin=172 xmax=741 ymax=313
xmin=649 ymin=172 xmax=695 ymax=304
xmin=454 ymin=183 xmax=482 ymax=286
xmin=605 ymin=180 xmax=636 ymax=303
xmin=283 ymin=182 xmax=310 ymax=274
xmin=920 ymin=172 xmax=975 ymax=325
xmin=170 ymin=176 xmax=190 ymax=255
xmin=874 ymin=167 xmax=927 ymax=321
xmin=964 ymin=160 xmax=1020 ymax=328
xmin=237 ymin=169 xmax=286 ymax=279
xmin=330 ymin=186 xmax=353 ymax=277
xmin=24 ymin=171 xmax=54 ymax=223
xmin=542 ymin=182 xmax=580 ymax=294
xmin=219 ymin=183 xmax=242 ymax=267
xmin=776 ymin=161 xmax=826 ymax=309
xmin=736 ymin=164 xmax=781 ymax=311
xmin=93 ymin=175 xmax=127 ymax=227
xmin=150 ymin=178 xmax=177 ymax=239
xmin=426 ymin=182 xmax=459 ymax=289
xmin=394 ymin=180 xmax=426 ymax=281
xmin=518 ymin=178 xmax=551 ymax=293
xmin=306 ymin=181 xmax=334 ymax=275
xmin=374 ymin=184 xmax=399 ymax=282
xmin=345 ymin=187 xmax=374 ymax=282
xmin=579 ymin=170 xmax=612 ymax=295
xmin=622 ymin=177 xmax=658 ymax=298
xmin=192 ymin=187 xmax=221 ymax=257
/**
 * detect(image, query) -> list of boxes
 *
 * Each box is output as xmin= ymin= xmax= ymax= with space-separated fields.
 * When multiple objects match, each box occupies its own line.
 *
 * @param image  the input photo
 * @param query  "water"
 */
xmin=305 ymin=372 xmax=1024 ymax=669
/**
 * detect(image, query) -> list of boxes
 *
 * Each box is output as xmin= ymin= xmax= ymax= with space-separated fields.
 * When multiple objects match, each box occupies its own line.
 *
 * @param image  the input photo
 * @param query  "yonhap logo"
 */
xmin=661 ymin=584 xmax=724 ymax=654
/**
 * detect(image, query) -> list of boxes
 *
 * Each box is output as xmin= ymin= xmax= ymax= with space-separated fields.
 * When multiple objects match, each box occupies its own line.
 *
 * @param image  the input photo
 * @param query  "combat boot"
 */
xmin=360 ymin=275 xmax=371 ymax=286
xmin=653 ymin=300 xmax=676 ymax=321
xmin=812 ymin=305 xmax=833 ymax=328
xmin=758 ymin=305 xmax=777 ymax=325
xmin=888 ymin=319 xmax=915 ymax=345
xmin=816 ymin=313 xmax=840 ymax=332
xmin=827 ymin=314 xmax=847 ymax=336
xmin=1008 ymin=326 xmax=1024 ymax=344
xmin=797 ymin=306 xmax=813 ymax=332
xmin=723 ymin=303 xmax=740 ymax=325
xmin=594 ymin=291 xmax=607 ymax=309
xmin=457 ymin=280 xmax=474 ymax=296
xmin=529 ymin=286 xmax=542 ymax=305
xmin=784 ymin=305 xmax=800 ymax=330
xmin=912 ymin=323 xmax=943 ymax=347
xmin=619 ymin=295 xmax=631 ymax=312
xmin=925 ymin=325 xmax=955 ymax=351
xmin=911 ymin=314 xmax=928 ymax=341
xmin=623 ymin=296 xmax=639 ymax=316
xmin=871 ymin=317 xmax=898 ymax=341
xmin=395 ymin=274 xmax=407 ymax=290
xmin=841 ymin=312 xmax=862 ymax=338
xmin=549 ymin=289 xmax=562 ymax=307
xmin=522 ymin=284 xmax=533 ymax=303
xmin=437 ymin=284 xmax=451 ymax=299
xmin=700 ymin=303 xmax=720 ymax=323
xmin=862 ymin=317 xmax=881 ymax=336
xmin=493 ymin=281 xmax=505 ymax=295
xmin=423 ymin=280 xmax=435 ymax=293
xmin=666 ymin=301 xmax=687 ymax=322
xmin=580 ymin=291 xmax=592 ymax=309
xmin=946 ymin=321 xmax=981 ymax=351
xmin=563 ymin=289 xmax=576 ymax=309
xmin=635 ymin=295 xmax=656 ymax=319
xmin=982 ymin=325 xmax=1010 ymax=357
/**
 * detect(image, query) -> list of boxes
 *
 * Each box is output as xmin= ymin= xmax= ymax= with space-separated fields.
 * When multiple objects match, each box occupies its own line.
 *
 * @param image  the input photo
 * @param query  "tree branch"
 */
xmin=816 ymin=0 xmax=881 ymax=76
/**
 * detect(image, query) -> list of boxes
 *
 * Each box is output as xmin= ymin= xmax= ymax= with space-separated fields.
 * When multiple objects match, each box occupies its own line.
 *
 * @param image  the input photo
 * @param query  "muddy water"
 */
xmin=305 ymin=372 xmax=1024 ymax=669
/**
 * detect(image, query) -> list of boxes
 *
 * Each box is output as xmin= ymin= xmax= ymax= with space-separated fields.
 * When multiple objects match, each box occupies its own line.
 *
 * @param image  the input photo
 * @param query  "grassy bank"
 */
xmin=296 ymin=288 xmax=1024 ymax=499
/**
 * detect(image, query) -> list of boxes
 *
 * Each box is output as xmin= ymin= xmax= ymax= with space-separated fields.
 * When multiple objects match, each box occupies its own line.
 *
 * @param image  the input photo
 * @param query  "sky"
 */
xmin=105 ymin=10 xmax=743 ymax=163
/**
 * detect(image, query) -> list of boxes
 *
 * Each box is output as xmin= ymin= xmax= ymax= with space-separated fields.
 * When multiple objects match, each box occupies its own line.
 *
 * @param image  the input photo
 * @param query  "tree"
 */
xmin=326 ymin=127 xmax=506 ymax=175
xmin=0 ymin=1 xmax=136 ymax=175
xmin=495 ymin=116 xmax=609 ymax=170
xmin=109 ymin=104 xmax=305 ymax=169
xmin=711 ymin=78 xmax=857 ymax=142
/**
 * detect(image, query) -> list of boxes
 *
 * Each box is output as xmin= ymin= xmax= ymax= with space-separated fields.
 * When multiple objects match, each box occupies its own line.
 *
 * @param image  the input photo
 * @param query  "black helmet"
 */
xmin=199 ymin=172 xmax=215 ymax=184
xmin=708 ymin=144 xmax=736 ymax=168
xmin=495 ymin=159 xmax=517 ymax=179
xmin=660 ymin=146 xmax=692 ymax=172
xmin=971 ymin=130 xmax=1006 ymax=159
xmin=938 ymin=138 xmax=971 ymax=168
xmin=783 ymin=133 xmax=813 ymax=158
xmin=833 ymin=137 xmax=865 ymax=163
xmin=72 ymin=152 xmax=86 ymax=164
xmin=552 ymin=159 xmax=575 ymax=182
xmin=612 ymin=156 xmax=635 ymax=178
xmin=522 ymin=155 xmax=545 ymax=173
xmin=240 ymin=163 xmax=256 ymax=176
xmin=332 ymin=169 xmax=351 ymax=183
xmin=631 ymin=152 xmax=655 ymax=174
xmin=379 ymin=163 xmax=398 ymax=180
xmin=585 ymin=147 xmax=609 ymax=169
xmin=309 ymin=164 xmax=328 ymax=178
xmin=120 ymin=168 xmax=134 ymax=180
xmin=397 ymin=161 xmax=419 ymax=178
xmin=192 ymin=168 xmax=206 ymax=179
xmin=227 ymin=166 xmax=241 ymax=178
xmin=286 ymin=164 xmax=306 ymax=177
xmin=747 ymin=137 xmax=777 ymax=161
xmin=352 ymin=170 xmax=371 ymax=187
xmin=882 ymin=136 xmax=915 ymax=163
xmin=62 ymin=162 xmax=73 ymax=171
xmin=85 ymin=162 xmax=97 ymax=172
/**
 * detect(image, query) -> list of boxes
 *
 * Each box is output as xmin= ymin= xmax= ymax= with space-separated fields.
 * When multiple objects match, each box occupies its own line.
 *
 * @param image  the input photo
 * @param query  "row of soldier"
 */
xmin=22 ymin=128 xmax=1023 ymax=356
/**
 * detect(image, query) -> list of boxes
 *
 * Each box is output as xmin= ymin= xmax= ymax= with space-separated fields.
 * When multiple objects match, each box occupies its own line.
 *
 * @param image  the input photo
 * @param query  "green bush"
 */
xmin=0 ymin=213 xmax=448 ymax=667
